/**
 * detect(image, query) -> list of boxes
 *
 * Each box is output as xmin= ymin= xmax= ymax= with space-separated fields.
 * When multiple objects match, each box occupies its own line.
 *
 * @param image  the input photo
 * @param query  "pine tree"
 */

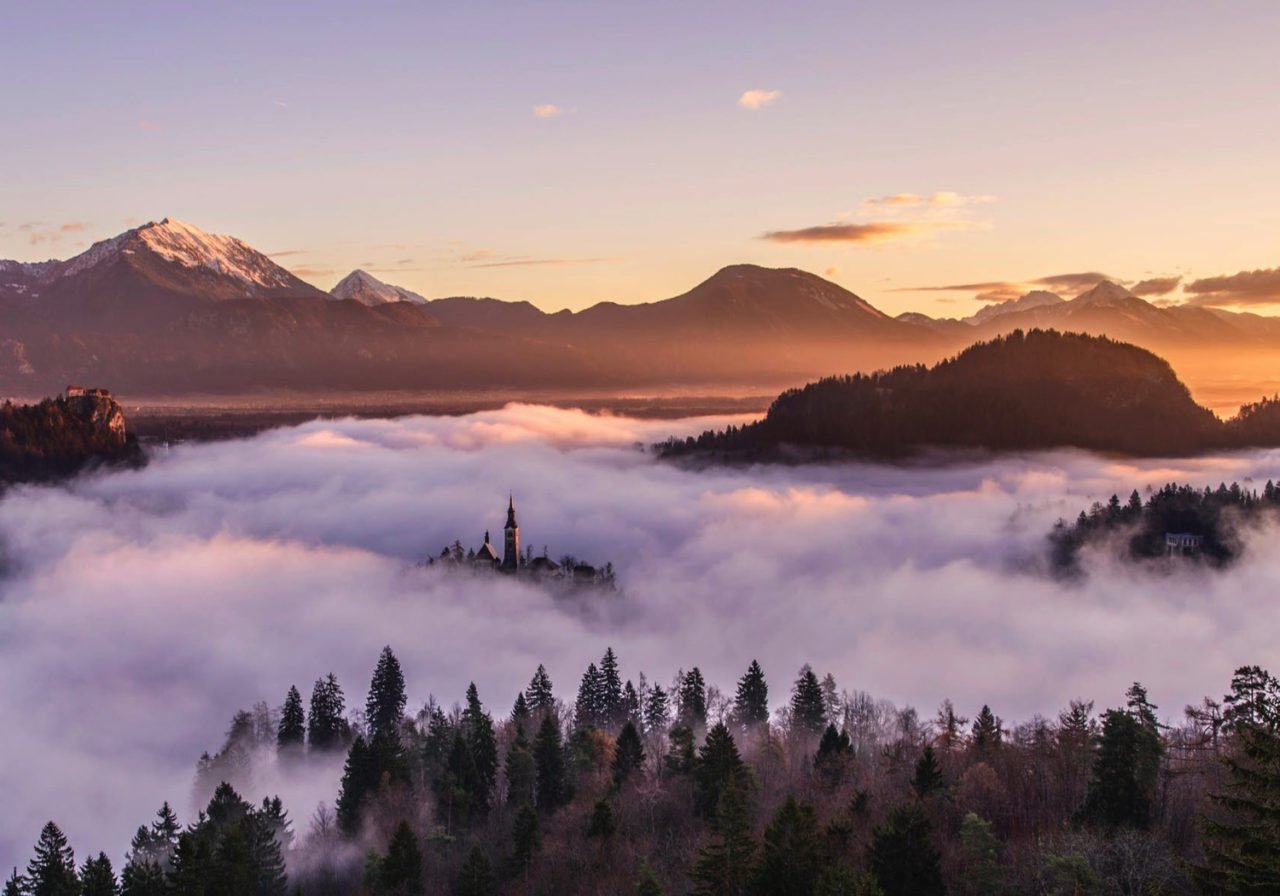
xmin=525 ymin=665 xmax=554 ymax=713
xmin=1193 ymin=665 xmax=1280 ymax=893
xmin=815 ymin=724 xmax=854 ymax=785
xmin=2 ymin=869 xmax=27 ymax=896
xmin=26 ymin=821 xmax=79 ymax=896
xmin=912 ymin=745 xmax=947 ymax=799
xmin=644 ymin=684 xmax=671 ymax=734
xmin=510 ymin=692 xmax=530 ymax=728
xmin=149 ymin=804 xmax=179 ymax=855
xmin=461 ymin=683 xmax=498 ymax=809
xmin=533 ymin=715 xmax=568 ymax=812
xmin=690 ymin=776 xmax=755 ymax=896
xmin=575 ymin=663 xmax=605 ymax=730
xmin=790 ymin=665 xmax=827 ymax=737
xmin=622 ymin=679 xmax=643 ymax=730
xmin=677 ymin=668 xmax=708 ymax=729
xmin=869 ymin=803 xmax=945 ymax=896
xmin=308 ymin=673 xmax=348 ymax=751
xmin=957 ymin=812 xmax=1006 ymax=896
xmin=366 ymin=646 xmax=407 ymax=741
xmin=510 ymin=804 xmax=540 ymax=878
xmin=440 ymin=730 xmax=484 ymax=828
xmin=336 ymin=735 xmax=376 ymax=836
xmin=276 ymin=685 xmax=305 ymax=754
xmin=693 ymin=722 xmax=751 ymax=818
xmin=732 ymin=660 xmax=770 ymax=732
xmin=1078 ymin=708 xmax=1157 ymax=829
xmin=455 ymin=845 xmax=495 ymax=896
xmin=821 ymin=673 xmax=842 ymax=725
xmin=600 ymin=647 xmax=624 ymax=728
xmin=666 ymin=723 xmax=696 ymax=775
xmin=120 ymin=828 xmax=167 ymax=896
xmin=80 ymin=852 xmax=119 ymax=896
xmin=613 ymin=721 xmax=646 ymax=787
xmin=504 ymin=726 xmax=537 ymax=808
xmin=586 ymin=800 xmax=616 ymax=839
xmin=754 ymin=796 xmax=824 ymax=896
xmin=379 ymin=821 xmax=424 ymax=895
xmin=971 ymin=705 xmax=1002 ymax=758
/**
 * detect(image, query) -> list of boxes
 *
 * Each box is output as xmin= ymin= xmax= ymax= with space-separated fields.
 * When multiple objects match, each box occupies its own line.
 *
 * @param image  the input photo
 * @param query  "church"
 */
xmin=430 ymin=495 xmax=612 ymax=586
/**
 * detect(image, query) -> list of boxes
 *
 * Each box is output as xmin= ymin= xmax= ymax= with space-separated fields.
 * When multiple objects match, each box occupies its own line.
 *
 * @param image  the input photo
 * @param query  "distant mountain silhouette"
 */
xmin=661 ymin=330 xmax=1246 ymax=459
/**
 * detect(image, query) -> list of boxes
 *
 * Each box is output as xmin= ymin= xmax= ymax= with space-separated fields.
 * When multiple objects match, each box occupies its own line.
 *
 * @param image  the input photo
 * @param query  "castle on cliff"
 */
xmin=428 ymin=495 xmax=615 ymax=586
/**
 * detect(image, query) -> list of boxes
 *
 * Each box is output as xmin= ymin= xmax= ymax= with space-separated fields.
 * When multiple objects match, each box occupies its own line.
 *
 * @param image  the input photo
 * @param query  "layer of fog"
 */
xmin=2 ymin=403 xmax=1279 ymax=869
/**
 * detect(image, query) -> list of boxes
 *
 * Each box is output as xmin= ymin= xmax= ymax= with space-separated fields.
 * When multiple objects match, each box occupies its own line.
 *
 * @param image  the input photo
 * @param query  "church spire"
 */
xmin=506 ymin=493 xmax=517 ymax=529
xmin=502 ymin=494 xmax=520 ymax=571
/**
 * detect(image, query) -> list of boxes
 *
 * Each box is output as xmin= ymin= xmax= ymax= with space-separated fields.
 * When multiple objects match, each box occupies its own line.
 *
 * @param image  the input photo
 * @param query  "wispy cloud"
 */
xmin=738 ymin=89 xmax=781 ymax=110
xmin=1131 ymin=276 xmax=1182 ymax=298
xmin=861 ymin=192 xmax=995 ymax=210
xmin=1184 ymin=267 xmax=1280 ymax=308
xmin=466 ymin=256 xmax=617 ymax=269
xmin=267 ymin=249 xmax=307 ymax=258
xmin=533 ymin=103 xmax=561 ymax=119
xmin=138 ymin=120 xmax=161 ymax=132
xmin=895 ymin=271 xmax=1122 ymax=302
xmin=824 ymin=266 xmax=840 ymax=278
xmin=760 ymin=220 xmax=983 ymax=246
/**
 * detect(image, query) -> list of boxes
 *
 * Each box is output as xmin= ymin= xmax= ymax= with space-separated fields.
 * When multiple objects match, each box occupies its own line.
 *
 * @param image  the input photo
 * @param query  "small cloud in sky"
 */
xmin=138 ymin=120 xmax=161 ymax=132
xmin=760 ymin=219 xmax=985 ymax=246
xmin=824 ymin=266 xmax=840 ymax=278
xmin=893 ymin=271 xmax=1124 ymax=302
xmin=274 ymin=100 xmax=289 ymax=108
xmin=1131 ymin=276 xmax=1182 ymax=298
xmin=738 ymin=89 xmax=781 ymax=110
xmin=1184 ymin=267 xmax=1280 ymax=308
xmin=533 ymin=104 xmax=561 ymax=119
xmin=861 ymin=192 xmax=995 ymax=211
xmin=267 ymin=249 xmax=307 ymax=258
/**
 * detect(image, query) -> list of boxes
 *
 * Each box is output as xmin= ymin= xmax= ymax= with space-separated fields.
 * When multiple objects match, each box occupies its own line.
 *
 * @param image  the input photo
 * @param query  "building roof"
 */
xmin=475 ymin=532 xmax=500 ymax=562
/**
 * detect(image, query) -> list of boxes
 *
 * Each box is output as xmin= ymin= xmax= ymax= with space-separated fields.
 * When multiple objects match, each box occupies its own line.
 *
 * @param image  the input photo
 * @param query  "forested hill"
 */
xmin=0 ymin=388 xmax=141 ymax=486
xmin=661 ymin=330 xmax=1231 ymax=460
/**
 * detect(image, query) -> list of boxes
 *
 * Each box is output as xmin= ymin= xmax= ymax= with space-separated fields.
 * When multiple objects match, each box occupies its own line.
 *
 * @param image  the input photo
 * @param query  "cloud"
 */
xmin=1131 ymin=276 xmax=1182 ymax=298
xmin=1184 ymin=267 xmax=1280 ymax=307
xmin=738 ymin=89 xmax=781 ymax=110
xmin=862 ymin=192 xmax=995 ymax=210
xmin=466 ymin=256 xmax=618 ymax=269
xmin=532 ymin=104 xmax=561 ymax=119
xmin=59 ymin=222 xmax=86 ymax=233
xmin=2 ymin=406 xmax=1277 ymax=870
xmin=138 ymin=120 xmax=161 ymax=132
xmin=267 ymin=249 xmax=308 ymax=258
xmin=824 ymin=266 xmax=840 ymax=278
xmin=17 ymin=222 xmax=89 ymax=247
xmin=895 ymin=272 xmax=1122 ymax=302
xmin=760 ymin=220 xmax=983 ymax=245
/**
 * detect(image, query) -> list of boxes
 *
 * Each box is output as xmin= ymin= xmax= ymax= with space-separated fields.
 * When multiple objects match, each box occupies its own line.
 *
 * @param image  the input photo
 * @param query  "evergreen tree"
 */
xmin=307 ymin=673 xmax=348 ymax=751
xmin=600 ymin=647 xmax=624 ymax=728
xmin=586 ymin=800 xmax=616 ymax=839
xmin=690 ymin=777 xmax=755 ymax=896
xmin=378 ymin=821 xmax=424 ymax=896
xmin=622 ymin=679 xmax=643 ymax=730
xmin=120 ymin=829 xmax=166 ymax=896
xmin=461 ymin=683 xmax=499 ymax=809
xmin=149 ymin=804 xmax=179 ymax=855
xmin=1193 ymin=665 xmax=1280 ymax=893
xmin=510 ymin=804 xmax=540 ymax=878
xmin=821 ymin=673 xmax=842 ymax=725
xmin=869 ymin=803 xmax=945 ymax=896
xmin=635 ymin=863 xmax=666 ymax=896
xmin=693 ymin=722 xmax=751 ymax=818
xmin=276 ymin=685 xmax=305 ymax=754
xmin=421 ymin=705 xmax=453 ymax=770
xmin=366 ymin=646 xmax=407 ymax=741
xmin=677 ymin=668 xmax=708 ymax=729
xmin=754 ymin=796 xmax=824 ymax=896
xmin=971 ymin=705 xmax=1002 ymax=758
xmin=575 ymin=663 xmax=605 ymax=730
xmin=814 ymin=867 xmax=885 ymax=896
xmin=26 ymin=821 xmax=79 ymax=896
xmin=510 ymin=692 xmax=530 ymax=728
xmin=455 ymin=846 xmax=495 ymax=896
xmin=504 ymin=726 xmax=537 ymax=808
xmin=1078 ymin=708 xmax=1158 ymax=829
xmin=790 ymin=665 xmax=827 ymax=737
xmin=439 ymin=730 xmax=485 ymax=828
xmin=732 ymin=660 xmax=770 ymax=732
xmin=957 ymin=812 xmax=1006 ymax=896
xmin=525 ymin=665 xmax=554 ymax=713
xmin=80 ymin=853 xmax=119 ymax=896
xmin=613 ymin=721 xmax=646 ymax=787
xmin=336 ymin=735 xmax=377 ymax=836
xmin=644 ymin=684 xmax=671 ymax=734
xmin=665 ymin=724 xmax=697 ymax=775
xmin=911 ymin=745 xmax=947 ymax=799
xmin=532 ymin=715 xmax=568 ymax=812
xmin=2 ymin=870 xmax=27 ymax=896
xmin=258 ymin=796 xmax=293 ymax=853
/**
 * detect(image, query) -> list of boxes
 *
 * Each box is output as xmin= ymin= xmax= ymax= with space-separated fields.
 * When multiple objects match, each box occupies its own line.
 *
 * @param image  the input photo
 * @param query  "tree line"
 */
xmin=9 ymin=649 xmax=1280 ymax=895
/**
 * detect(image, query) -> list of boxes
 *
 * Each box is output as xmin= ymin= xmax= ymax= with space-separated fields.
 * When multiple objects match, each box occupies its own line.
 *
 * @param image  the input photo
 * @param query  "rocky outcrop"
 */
xmin=0 ymin=387 xmax=139 ymax=486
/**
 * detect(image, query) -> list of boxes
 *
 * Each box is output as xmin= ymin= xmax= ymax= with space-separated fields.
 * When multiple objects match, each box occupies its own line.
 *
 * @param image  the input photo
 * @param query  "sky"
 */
xmin=2 ymin=1 xmax=1279 ymax=314
xmin=4 ymin=406 xmax=1280 ymax=866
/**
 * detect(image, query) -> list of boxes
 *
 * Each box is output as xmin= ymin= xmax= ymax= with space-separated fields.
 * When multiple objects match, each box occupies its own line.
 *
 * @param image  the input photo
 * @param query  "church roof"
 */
xmin=475 ymin=532 xmax=500 ymax=562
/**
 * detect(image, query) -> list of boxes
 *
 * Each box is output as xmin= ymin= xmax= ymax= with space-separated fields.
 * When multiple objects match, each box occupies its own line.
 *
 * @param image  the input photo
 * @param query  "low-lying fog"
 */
xmin=2 ymin=404 xmax=1278 ymax=868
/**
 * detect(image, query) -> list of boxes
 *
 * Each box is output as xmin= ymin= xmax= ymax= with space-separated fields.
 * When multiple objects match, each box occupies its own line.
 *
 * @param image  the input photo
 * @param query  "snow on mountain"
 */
xmin=330 ymin=269 xmax=428 ymax=306
xmin=965 ymin=290 xmax=1065 ymax=325
xmin=1069 ymin=280 xmax=1137 ymax=308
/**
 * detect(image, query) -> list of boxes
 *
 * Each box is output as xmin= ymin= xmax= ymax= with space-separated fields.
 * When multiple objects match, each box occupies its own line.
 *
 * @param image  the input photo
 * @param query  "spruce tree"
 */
xmin=504 ymin=726 xmax=537 ymax=808
xmin=276 ymin=685 xmax=305 ymax=754
xmin=366 ymin=646 xmax=407 ymax=741
xmin=510 ymin=692 xmax=531 ymax=728
xmin=26 ymin=821 xmax=79 ymax=896
xmin=510 ymin=804 xmax=540 ymax=878
xmin=635 ymin=863 xmax=666 ymax=896
xmin=150 ymin=804 xmax=179 ymax=855
xmin=575 ymin=663 xmax=605 ymax=730
xmin=665 ymin=724 xmax=697 ymax=775
xmin=911 ymin=745 xmax=947 ymax=799
xmin=336 ymin=735 xmax=376 ymax=836
xmin=754 ymin=796 xmax=824 ymax=896
xmin=1078 ymin=709 xmax=1157 ymax=829
xmin=379 ymin=821 xmax=424 ymax=896
xmin=815 ymin=723 xmax=853 ymax=783
xmin=693 ymin=722 xmax=750 ymax=817
xmin=525 ymin=665 xmax=554 ymax=713
xmin=586 ymin=800 xmax=616 ymax=839
xmin=957 ymin=812 xmax=1006 ymax=896
xmin=80 ymin=853 xmax=119 ymax=896
xmin=732 ymin=660 xmax=770 ymax=731
xmin=790 ymin=665 xmax=827 ymax=737
xmin=690 ymin=776 xmax=755 ymax=896
xmin=455 ymin=845 xmax=496 ymax=896
xmin=308 ymin=673 xmax=348 ymax=751
xmin=533 ymin=715 xmax=568 ymax=812
xmin=600 ymin=647 xmax=624 ymax=728
xmin=120 ymin=827 xmax=167 ymax=896
xmin=613 ymin=721 xmax=646 ymax=787
xmin=644 ymin=684 xmax=671 ymax=734
xmin=2 ymin=870 xmax=27 ymax=896
xmin=461 ymin=683 xmax=499 ymax=808
xmin=970 ymin=704 xmax=1002 ymax=759
xmin=622 ymin=679 xmax=643 ymax=730
xmin=869 ymin=803 xmax=945 ymax=896
xmin=677 ymin=668 xmax=708 ymax=729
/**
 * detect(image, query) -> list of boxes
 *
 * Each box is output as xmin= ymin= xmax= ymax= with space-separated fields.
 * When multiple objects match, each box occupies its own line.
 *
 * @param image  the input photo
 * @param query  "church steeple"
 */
xmin=502 ymin=494 xmax=519 ymax=571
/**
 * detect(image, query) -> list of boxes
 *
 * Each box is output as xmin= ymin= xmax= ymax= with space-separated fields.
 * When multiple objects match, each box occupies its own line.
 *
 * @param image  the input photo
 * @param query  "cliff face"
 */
xmin=0 ymin=387 xmax=139 ymax=485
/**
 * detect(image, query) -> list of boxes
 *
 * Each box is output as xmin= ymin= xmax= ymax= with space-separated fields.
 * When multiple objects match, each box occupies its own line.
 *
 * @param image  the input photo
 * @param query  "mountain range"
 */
xmin=1 ymin=218 xmax=1276 ymax=398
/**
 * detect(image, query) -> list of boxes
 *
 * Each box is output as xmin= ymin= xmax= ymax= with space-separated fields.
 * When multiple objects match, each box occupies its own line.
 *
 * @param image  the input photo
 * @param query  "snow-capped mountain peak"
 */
xmin=966 ymin=289 xmax=1065 ymax=325
xmin=1070 ymin=280 xmax=1134 ymax=308
xmin=330 ymin=269 xmax=427 ymax=306
xmin=129 ymin=218 xmax=298 ymax=290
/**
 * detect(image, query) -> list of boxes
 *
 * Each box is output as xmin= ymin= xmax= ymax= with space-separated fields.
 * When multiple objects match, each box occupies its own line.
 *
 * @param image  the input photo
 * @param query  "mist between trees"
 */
xmin=8 ymin=646 xmax=1280 ymax=896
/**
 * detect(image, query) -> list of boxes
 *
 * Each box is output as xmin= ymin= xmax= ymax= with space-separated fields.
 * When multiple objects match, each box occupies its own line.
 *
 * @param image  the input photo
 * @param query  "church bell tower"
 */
xmin=502 ymin=494 xmax=520 ymax=571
